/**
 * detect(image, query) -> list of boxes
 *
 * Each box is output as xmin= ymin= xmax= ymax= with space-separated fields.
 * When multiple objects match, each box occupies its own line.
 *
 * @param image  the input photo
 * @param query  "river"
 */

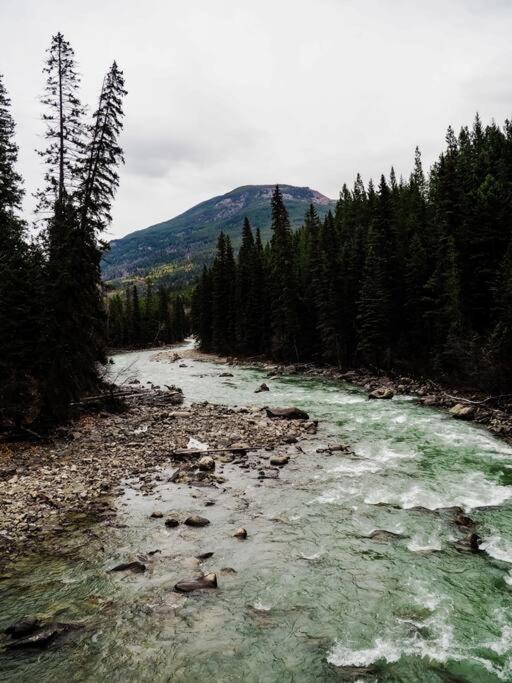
xmin=2 ymin=341 xmax=512 ymax=681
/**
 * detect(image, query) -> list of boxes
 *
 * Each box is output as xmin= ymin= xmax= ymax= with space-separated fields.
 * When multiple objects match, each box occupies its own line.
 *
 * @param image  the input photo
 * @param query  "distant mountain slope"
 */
xmin=102 ymin=184 xmax=335 ymax=285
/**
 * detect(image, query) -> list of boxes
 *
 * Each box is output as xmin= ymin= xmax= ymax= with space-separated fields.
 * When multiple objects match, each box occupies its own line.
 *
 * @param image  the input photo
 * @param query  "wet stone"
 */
xmin=184 ymin=515 xmax=210 ymax=527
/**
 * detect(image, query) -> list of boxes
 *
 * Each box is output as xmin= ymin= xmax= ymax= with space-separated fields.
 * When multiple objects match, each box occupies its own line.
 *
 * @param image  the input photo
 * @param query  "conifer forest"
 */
xmin=192 ymin=123 xmax=512 ymax=391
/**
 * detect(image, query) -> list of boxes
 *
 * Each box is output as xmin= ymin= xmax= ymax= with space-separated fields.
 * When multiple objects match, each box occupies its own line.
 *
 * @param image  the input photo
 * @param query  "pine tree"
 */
xmin=357 ymin=226 xmax=391 ymax=367
xmin=131 ymin=285 xmax=141 ymax=345
xmin=211 ymin=232 xmax=236 ymax=354
xmin=0 ymin=75 xmax=42 ymax=425
xmin=37 ymin=33 xmax=85 ymax=212
xmin=35 ymin=35 xmax=126 ymax=419
xmin=235 ymin=217 xmax=257 ymax=354
xmin=269 ymin=185 xmax=299 ymax=361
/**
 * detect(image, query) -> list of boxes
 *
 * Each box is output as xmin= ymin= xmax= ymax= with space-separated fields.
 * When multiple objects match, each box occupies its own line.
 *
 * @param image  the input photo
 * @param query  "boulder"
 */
xmin=449 ymin=403 xmax=476 ymax=420
xmin=184 ymin=515 xmax=210 ymax=527
xmin=368 ymin=387 xmax=395 ymax=400
xmin=233 ymin=527 xmax=248 ymax=539
xmin=150 ymin=511 xmax=163 ymax=519
xmin=165 ymin=517 xmax=180 ymax=528
xmin=196 ymin=551 xmax=214 ymax=560
xmin=174 ymin=573 xmax=218 ymax=593
xmin=255 ymin=383 xmax=270 ymax=393
xmin=270 ymin=454 xmax=289 ymax=467
xmin=265 ymin=407 xmax=309 ymax=420
xmin=198 ymin=456 xmax=215 ymax=472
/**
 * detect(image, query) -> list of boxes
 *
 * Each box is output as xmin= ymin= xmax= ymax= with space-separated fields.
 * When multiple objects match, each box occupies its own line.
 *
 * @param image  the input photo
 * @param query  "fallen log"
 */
xmin=170 ymin=446 xmax=262 ymax=458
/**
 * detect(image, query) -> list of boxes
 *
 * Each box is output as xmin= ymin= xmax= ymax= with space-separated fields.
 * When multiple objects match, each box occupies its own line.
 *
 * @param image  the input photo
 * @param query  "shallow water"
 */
xmin=2 ymin=341 xmax=512 ymax=681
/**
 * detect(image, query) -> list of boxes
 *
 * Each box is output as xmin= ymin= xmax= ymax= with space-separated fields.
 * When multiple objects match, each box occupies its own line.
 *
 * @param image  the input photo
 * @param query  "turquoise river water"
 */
xmin=2 ymin=342 xmax=512 ymax=682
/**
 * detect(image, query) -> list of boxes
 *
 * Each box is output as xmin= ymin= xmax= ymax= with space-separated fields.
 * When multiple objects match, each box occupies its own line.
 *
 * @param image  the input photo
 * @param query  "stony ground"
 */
xmin=0 ymin=389 xmax=316 ymax=562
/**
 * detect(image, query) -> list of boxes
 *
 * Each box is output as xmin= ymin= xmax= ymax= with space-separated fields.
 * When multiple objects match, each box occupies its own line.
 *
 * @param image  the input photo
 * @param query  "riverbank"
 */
xmin=160 ymin=346 xmax=512 ymax=443
xmin=0 ymin=387 xmax=315 ymax=564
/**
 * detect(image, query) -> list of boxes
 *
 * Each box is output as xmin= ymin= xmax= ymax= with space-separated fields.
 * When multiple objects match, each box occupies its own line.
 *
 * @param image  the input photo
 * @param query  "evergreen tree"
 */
xmin=0 ymin=75 xmax=42 ymax=425
xmin=269 ymin=185 xmax=299 ymax=360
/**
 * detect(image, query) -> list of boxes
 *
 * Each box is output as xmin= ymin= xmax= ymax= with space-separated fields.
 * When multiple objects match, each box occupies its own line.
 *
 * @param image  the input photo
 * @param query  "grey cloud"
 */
xmin=1 ymin=0 xmax=511 ymax=237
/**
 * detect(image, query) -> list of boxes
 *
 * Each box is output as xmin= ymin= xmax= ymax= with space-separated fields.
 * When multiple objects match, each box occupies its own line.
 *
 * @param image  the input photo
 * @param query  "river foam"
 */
xmin=364 ymin=471 xmax=512 ymax=511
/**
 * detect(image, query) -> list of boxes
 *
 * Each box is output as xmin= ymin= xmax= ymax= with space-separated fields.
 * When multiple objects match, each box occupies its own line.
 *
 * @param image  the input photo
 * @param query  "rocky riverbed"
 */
xmin=0 ymin=387 xmax=315 ymax=564
xmin=217 ymin=357 xmax=512 ymax=443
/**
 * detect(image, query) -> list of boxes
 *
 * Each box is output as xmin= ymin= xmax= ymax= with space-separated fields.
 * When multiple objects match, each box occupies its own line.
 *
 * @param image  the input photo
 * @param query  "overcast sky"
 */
xmin=2 ymin=0 xmax=512 ymax=239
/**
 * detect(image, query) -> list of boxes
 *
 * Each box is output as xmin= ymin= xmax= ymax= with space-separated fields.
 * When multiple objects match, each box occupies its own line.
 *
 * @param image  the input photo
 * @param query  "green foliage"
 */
xmin=106 ymin=281 xmax=189 ymax=349
xmin=0 ymin=34 xmax=127 ymax=426
xmin=194 ymin=121 xmax=512 ymax=390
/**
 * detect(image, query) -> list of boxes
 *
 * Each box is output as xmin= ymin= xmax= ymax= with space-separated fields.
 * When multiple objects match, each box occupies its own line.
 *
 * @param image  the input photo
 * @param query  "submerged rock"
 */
xmin=174 ymin=573 xmax=218 ymax=593
xmin=368 ymin=387 xmax=395 ymax=400
xmin=4 ymin=621 xmax=84 ymax=650
xmin=255 ymin=383 xmax=270 ymax=393
xmin=165 ymin=517 xmax=180 ymax=528
xmin=109 ymin=560 xmax=147 ymax=573
xmin=5 ymin=628 xmax=60 ymax=650
xmin=265 ymin=407 xmax=309 ymax=420
xmin=184 ymin=515 xmax=210 ymax=527
xmin=219 ymin=372 xmax=234 ymax=378
xmin=453 ymin=512 xmax=476 ymax=528
xmin=196 ymin=551 xmax=214 ymax=560
xmin=5 ymin=617 xmax=41 ymax=639
xmin=367 ymin=529 xmax=405 ymax=541
xmin=454 ymin=533 xmax=482 ymax=553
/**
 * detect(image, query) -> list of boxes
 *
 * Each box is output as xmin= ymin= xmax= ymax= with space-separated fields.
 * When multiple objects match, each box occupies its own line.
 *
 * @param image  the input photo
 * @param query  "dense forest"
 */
xmin=0 ymin=33 xmax=127 ymax=425
xmin=192 ymin=117 xmax=512 ymax=390
xmin=106 ymin=284 xmax=188 ymax=348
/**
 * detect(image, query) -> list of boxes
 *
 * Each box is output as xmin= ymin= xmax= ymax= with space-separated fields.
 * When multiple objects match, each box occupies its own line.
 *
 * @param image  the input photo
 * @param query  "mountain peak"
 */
xmin=103 ymin=184 xmax=335 ymax=285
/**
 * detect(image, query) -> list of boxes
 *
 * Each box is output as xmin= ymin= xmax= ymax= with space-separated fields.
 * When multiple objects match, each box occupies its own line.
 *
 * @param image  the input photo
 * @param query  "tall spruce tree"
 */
xmin=36 ymin=34 xmax=126 ymax=419
xmin=0 ymin=75 xmax=42 ymax=425
xmin=269 ymin=185 xmax=299 ymax=361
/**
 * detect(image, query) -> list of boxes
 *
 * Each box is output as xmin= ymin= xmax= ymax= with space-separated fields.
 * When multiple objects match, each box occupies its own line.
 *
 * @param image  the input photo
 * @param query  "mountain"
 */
xmin=102 ymin=184 xmax=335 ymax=285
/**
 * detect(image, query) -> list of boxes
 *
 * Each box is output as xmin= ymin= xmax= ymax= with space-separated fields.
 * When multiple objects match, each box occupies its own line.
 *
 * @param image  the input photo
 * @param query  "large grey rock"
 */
xmin=368 ymin=387 xmax=394 ymax=400
xmin=449 ymin=403 xmax=476 ymax=420
xmin=185 ymin=515 xmax=210 ymax=527
xmin=265 ymin=407 xmax=309 ymax=420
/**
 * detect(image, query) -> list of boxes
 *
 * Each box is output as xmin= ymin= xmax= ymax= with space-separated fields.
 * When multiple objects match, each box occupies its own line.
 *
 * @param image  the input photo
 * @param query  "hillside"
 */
xmin=102 ymin=184 xmax=335 ymax=285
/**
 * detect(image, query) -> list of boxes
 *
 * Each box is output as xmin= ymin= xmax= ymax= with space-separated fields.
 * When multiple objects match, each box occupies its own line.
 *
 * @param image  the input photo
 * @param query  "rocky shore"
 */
xmin=218 ymin=357 xmax=512 ymax=443
xmin=0 ymin=387 xmax=314 ymax=563
xmin=153 ymin=345 xmax=512 ymax=442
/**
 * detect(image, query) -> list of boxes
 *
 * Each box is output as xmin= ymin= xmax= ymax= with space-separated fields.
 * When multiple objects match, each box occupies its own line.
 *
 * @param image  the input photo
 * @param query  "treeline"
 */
xmin=192 ymin=116 xmax=512 ymax=390
xmin=0 ymin=33 xmax=126 ymax=425
xmin=107 ymin=283 xmax=189 ymax=348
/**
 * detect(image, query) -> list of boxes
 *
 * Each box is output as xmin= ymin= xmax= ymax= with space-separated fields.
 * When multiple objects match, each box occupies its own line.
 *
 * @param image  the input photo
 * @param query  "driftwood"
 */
xmin=445 ymin=393 xmax=512 ymax=406
xmin=69 ymin=390 xmax=146 ymax=406
xmin=170 ymin=446 xmax=261 ymax=458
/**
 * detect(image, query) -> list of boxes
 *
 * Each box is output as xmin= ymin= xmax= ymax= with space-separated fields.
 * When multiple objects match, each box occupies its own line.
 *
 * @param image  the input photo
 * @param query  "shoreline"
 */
xmin=167 ymin=347 xmax=512 ymax=444
xmin=0 ymin=386 xmax=314 ymax=565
